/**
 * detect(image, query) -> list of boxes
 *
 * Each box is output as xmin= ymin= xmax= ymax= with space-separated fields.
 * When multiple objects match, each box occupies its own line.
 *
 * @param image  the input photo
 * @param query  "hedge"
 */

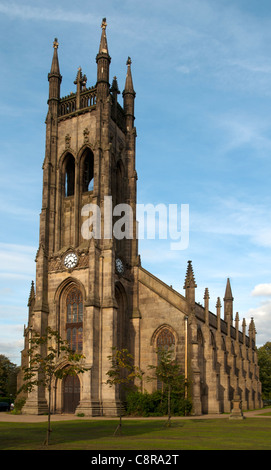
xmin=125 ymin=390 xmax=192 ymax=417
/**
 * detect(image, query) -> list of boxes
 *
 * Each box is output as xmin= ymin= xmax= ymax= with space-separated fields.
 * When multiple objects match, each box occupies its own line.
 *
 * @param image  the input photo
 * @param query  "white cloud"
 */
xmin=252 ymin=284 xmax=271 ymax=297
xmin=0 ymin=338 xmax=24 ymax=365
xmin=246 ymin=301 xmax=271 ymax=347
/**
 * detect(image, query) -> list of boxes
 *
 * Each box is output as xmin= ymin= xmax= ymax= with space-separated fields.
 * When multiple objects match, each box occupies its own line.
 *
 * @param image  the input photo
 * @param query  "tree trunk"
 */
xmin=167 ymin=385 xmax=171 ymax=427
xmin=44 ymin=379 xmax=52 ymax=445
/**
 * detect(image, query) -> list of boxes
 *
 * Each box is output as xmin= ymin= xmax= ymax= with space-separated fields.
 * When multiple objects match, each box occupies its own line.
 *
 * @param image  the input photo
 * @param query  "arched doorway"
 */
xmin=62 ymin=375 xmax=80 ymax=413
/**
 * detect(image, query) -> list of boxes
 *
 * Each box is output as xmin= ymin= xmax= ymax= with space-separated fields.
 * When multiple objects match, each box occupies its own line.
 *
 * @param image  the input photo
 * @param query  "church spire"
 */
xmin=123 ymin=57 xmax=136 ymax=130
xmin=48 ymin=38 xmax=62 ymax=108
xmin=96 ymin=18 xmax=111 ymax=99
xmin=98 ymin=17 xmax=109 ymax=55
xmin=50 ymin=38 xmax=61 ymax=75
xmin=124 ymin=57 xmax=135 ymax=95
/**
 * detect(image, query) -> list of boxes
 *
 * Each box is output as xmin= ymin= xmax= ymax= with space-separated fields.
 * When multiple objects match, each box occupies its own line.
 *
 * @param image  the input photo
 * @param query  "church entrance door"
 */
xmin=63 ymin=375 xmax=80 ymax=413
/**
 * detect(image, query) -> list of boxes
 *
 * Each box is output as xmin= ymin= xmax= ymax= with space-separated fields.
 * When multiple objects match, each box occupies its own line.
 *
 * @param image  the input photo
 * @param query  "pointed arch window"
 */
xmin=116 ymin=160 xmax=124 ymax=205
xmin=66 ymin=287 xmax=83 ymax=352
xmin=157 ymin=329 xmax=175 ymax=350
xmin=156 ymin=328 xmax=175 ymax=390
xmin=82 ymin=149 xmax=94 ymax=192
xmin=64 ymin=154 xmax=75 ymax=197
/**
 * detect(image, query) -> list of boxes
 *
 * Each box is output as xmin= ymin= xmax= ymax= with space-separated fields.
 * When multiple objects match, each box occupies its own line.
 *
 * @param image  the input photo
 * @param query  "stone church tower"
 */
xmin=18 ymin=20 xmax=262 ymax=416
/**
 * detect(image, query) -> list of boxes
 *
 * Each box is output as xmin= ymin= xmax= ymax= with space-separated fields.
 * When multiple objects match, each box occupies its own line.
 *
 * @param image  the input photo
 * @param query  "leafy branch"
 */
xmin=19 ymin=327 xmax=87 ymax=446
xmin=106 ymin=347 xmax=143 ymax=435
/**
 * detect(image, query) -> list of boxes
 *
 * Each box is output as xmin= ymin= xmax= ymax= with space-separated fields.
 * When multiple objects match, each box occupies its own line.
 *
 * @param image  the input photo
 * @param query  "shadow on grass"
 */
xmin=0 ymin=419 xmax=186 ymax=450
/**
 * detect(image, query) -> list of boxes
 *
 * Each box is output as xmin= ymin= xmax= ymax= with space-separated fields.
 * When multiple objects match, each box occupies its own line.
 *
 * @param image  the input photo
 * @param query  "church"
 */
xmin=18 ymin=19 xmax=262 ymax=416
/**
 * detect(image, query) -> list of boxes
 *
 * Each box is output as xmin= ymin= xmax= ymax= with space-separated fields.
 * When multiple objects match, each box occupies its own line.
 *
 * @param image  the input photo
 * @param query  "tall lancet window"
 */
xmin=82 ymin=149 xmax=94 ymax=192
xmin=66 ymin=287 xmax=83 ymax=352
xmin=64 ymin=154 xmax=75 ymax=197
xmin=156 ymin=328 xmax=175 ymax=390
xmin=116 ymin=160 xmax=124 ymax=205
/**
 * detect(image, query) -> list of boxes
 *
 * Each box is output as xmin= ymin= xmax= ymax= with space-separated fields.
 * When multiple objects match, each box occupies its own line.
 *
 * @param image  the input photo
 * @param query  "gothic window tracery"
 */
xmin=156 ymin=327 xmax=176 ymax=390
xmin=157 ymin=328 xmax=175 ymax=350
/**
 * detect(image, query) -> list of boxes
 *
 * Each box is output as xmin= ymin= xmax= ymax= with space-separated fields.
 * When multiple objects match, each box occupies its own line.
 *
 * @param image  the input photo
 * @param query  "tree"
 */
xmin=0 ymin=355 xmax=19 ymax=398
xmin=19 ymin=327 xmax=87 ymax=446
xmin=258 ymin=342 xmax=271 ymax=400
xmin=148 ymin=347 xmax=186 ymax=426
xmin=106 ymin=348 xmax=142 ymax=435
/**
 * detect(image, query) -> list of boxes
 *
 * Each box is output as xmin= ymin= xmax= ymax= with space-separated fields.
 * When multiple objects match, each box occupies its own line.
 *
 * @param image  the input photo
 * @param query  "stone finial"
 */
xmin=101 ymin=17 xmax=107 ymax=29
xmin=183 ymin=260 xmax=197 ymax=289
xmin=74 ymin=66 xmax=84 ymax=91
xmin=204 ymin=288 xmax=210 ymax=300
xmin=53 ymin=38 xmax=59 ymax=49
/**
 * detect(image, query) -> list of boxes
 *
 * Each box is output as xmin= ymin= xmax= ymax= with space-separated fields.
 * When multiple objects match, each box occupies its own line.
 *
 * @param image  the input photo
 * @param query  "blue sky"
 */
xmin=1 ymin=0 xmax=271 ymax=365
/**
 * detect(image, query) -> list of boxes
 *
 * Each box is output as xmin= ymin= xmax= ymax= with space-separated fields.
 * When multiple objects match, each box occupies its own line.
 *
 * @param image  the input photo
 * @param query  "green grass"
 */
xmin=1 ymin=418 xmax=271 ymax=450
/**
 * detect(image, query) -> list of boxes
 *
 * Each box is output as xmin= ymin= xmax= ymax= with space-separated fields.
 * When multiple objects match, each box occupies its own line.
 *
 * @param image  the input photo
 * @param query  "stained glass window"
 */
xmin=66 ymin=287 xmax=83 ymax=352
xmin=157 ymin=329 xmax=175 ymax=349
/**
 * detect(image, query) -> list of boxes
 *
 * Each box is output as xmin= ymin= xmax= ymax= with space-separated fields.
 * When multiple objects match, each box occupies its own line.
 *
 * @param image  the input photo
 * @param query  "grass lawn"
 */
xmin=1 ymin=417 xmax=271 ymax=450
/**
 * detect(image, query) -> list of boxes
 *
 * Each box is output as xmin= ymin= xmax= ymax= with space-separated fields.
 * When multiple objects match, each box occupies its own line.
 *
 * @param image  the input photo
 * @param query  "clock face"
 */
xmin=64 ymin=252 xmax=78 ymax=269
xmin=116 ymin=258 xmax=124 ymax=274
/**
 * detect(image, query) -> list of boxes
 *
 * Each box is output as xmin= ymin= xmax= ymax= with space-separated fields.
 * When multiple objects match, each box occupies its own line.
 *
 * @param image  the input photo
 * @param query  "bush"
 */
xmin=126 ymin=390 xmax=192 ymax=417
xmin=12 ymin=397 xmax=26 ymax=414
xmin=0 ymin=397 xmax=12 ymax=403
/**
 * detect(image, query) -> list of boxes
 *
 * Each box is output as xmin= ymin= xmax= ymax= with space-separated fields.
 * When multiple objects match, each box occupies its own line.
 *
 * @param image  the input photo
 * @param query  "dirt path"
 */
xmin=0 ymin=408 xmax=270 ymax=423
